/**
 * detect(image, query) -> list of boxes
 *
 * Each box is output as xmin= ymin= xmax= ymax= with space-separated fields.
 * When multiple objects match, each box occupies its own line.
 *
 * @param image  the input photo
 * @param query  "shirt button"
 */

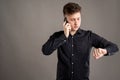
xmin=72 ymin=45 xmax=74 ymax=47
xmin=64 ymin=40 xmax=66 ymax=42
xmin=72 ymin=54 xmax=74 ymax=56
xmin=72 ymin=72 xmax=74 ymax=74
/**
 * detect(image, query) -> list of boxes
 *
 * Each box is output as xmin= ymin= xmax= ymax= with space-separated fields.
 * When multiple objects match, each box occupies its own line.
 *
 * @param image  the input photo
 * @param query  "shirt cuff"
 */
xmin=104 ymin=48 xmax=111 ymax=56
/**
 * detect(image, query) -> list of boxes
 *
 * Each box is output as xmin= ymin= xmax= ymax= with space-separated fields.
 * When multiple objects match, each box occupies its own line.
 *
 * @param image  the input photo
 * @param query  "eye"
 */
xmin=70 ymin=19 xmax=74 ymax=21
xmin=77 ymin=18 xmax=80 ymax=20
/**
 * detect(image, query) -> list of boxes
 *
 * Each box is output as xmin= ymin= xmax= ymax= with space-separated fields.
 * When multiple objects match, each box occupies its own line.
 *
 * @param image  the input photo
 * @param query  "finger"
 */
xmin=93 ymin=48 xmax=96 ymax=57
xmin=68 ymin=24 xmax=71 ymax=29
xmin=96 ymin=52 xmax=104 ymax=59
xmin=66 ymin=24 xmax=71 ymax=29
xmin=95 ymin=49 xmax=99 ymax=58
xmin=93 ymin=49 xmax=98 ymax=59
xmin=64 ymin=23 xmax=69 ymax=29
xmin=63 ymin=21 xmax=67 ymax=27
xmin=101 ymin=49 xmax=107 ymax=55
xmin=97 ymin=48 xmax=102 ymax=56
xmin=95 ymin=48 xmax=102 ymax=59
xmin=97 ymin=48 xmax=103 ymax=59
xmin=97 ymin=54 xmax=104 ymax=59
xmin=98 ymin=48 xmax=101 ymax=53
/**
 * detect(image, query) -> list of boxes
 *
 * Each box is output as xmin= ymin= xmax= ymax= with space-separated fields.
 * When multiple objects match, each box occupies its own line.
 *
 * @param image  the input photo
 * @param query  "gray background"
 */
xmin=0 ymin=0 xmax=120 ymax=80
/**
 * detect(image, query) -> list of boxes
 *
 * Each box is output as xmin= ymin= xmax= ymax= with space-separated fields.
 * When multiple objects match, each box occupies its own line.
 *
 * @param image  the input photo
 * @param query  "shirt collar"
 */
xmin=76 ymin=28 xmax=83 ymax=34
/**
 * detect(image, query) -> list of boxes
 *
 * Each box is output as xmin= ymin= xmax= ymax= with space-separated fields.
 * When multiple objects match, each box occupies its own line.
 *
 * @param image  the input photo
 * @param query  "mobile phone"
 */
xmin=64 ymin=17 xmax=71 ymax=31
xmin=64 ymin=17 xmax=68 ymax=24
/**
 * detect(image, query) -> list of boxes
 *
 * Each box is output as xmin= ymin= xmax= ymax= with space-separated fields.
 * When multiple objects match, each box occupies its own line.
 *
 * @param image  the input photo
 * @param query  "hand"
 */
xmin=93 ymin=48 xmax=107 ymax=59
xmin=63 ymin=21 xmax=71 ymax=38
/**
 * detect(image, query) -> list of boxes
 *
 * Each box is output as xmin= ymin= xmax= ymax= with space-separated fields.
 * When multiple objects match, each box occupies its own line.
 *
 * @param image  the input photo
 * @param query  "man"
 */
xmin=42 ymin=2 xmax=119 ymax=80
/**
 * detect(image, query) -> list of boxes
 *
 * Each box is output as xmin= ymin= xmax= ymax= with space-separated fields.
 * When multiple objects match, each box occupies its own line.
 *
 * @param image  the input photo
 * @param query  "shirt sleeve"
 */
xmin=42 ymin=32 xmax=67 ymax=55
xmin=89 ymin=31 xmax=119 ymax=56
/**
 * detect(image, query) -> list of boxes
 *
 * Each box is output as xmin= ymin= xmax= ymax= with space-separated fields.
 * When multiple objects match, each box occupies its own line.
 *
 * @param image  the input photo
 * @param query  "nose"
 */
xmin=74 ymin=19 xmax=78 ymax=25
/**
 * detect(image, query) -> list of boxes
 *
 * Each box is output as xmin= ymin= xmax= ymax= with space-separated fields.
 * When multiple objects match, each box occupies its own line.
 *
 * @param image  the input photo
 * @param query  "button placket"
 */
xmin=71 ymin=36 xmax=74 ymax=78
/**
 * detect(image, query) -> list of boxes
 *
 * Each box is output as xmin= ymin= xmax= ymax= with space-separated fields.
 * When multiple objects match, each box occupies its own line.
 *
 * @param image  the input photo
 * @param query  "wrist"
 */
xmin=103 ymin=49 xmax=107 ymax=55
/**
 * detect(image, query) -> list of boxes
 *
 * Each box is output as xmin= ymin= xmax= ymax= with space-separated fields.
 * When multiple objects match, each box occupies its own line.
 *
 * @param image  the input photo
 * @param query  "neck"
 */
xmin=70 ymin=30 xmax=77 ymax=36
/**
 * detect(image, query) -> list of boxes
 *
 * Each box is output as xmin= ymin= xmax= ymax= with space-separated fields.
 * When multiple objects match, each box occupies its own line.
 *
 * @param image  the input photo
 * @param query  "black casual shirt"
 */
xmin=42 ymin=29 xmax=118 ymax=80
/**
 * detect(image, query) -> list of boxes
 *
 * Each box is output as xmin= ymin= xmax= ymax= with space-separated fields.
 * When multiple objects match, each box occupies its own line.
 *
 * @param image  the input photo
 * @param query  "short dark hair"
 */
xmin=63 ymin=2 xmax=82 ymax=16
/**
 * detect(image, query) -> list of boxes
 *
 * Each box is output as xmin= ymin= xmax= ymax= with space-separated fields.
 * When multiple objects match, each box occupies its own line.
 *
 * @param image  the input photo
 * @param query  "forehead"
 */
xmin=66 ymin=12 xmax=81 ymax=18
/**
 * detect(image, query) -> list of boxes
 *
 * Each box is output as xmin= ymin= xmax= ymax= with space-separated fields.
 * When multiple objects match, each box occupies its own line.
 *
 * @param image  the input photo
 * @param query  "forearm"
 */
xmin=42 ymin=34 xmax=67 ymax=55
xmin=104 ymin=42 xmax=119 ymax=56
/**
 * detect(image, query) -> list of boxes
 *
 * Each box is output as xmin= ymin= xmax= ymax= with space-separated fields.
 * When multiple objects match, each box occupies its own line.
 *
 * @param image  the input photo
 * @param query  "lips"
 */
xmin=74 ymin=26 xmax=78 ymax=28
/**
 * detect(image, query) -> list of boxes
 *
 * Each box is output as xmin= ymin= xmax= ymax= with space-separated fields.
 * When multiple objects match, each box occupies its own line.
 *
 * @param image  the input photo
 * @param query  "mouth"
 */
xmin=74 ymin=26 xmax=78 ymax=28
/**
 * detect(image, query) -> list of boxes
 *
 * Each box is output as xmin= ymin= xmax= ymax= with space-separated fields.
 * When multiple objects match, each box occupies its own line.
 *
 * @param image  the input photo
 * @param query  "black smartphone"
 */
xmin=64 ymin=17 xmax=68 ymax=24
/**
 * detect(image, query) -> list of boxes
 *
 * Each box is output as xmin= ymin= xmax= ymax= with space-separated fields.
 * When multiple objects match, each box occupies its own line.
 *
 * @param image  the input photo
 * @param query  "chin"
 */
xmin=73 ymin=27 xmax=79 ymax=31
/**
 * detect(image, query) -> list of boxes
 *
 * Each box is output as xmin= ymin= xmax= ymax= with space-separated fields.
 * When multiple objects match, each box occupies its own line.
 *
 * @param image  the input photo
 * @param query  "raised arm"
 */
xmin=42 ymin=31 xmax=67 ymax=55
xmin=89 ymin=31 xmax=119 ymax=59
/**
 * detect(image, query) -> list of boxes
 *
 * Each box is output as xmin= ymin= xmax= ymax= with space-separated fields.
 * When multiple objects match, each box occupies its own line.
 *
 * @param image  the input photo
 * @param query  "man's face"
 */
xmin=65 ymin=12 xmax=81 ymax=31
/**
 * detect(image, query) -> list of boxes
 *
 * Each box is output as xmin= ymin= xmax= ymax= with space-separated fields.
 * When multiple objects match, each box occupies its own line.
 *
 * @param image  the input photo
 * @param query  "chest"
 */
xmin=62 ymin=35 xmax=91 ymax=53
